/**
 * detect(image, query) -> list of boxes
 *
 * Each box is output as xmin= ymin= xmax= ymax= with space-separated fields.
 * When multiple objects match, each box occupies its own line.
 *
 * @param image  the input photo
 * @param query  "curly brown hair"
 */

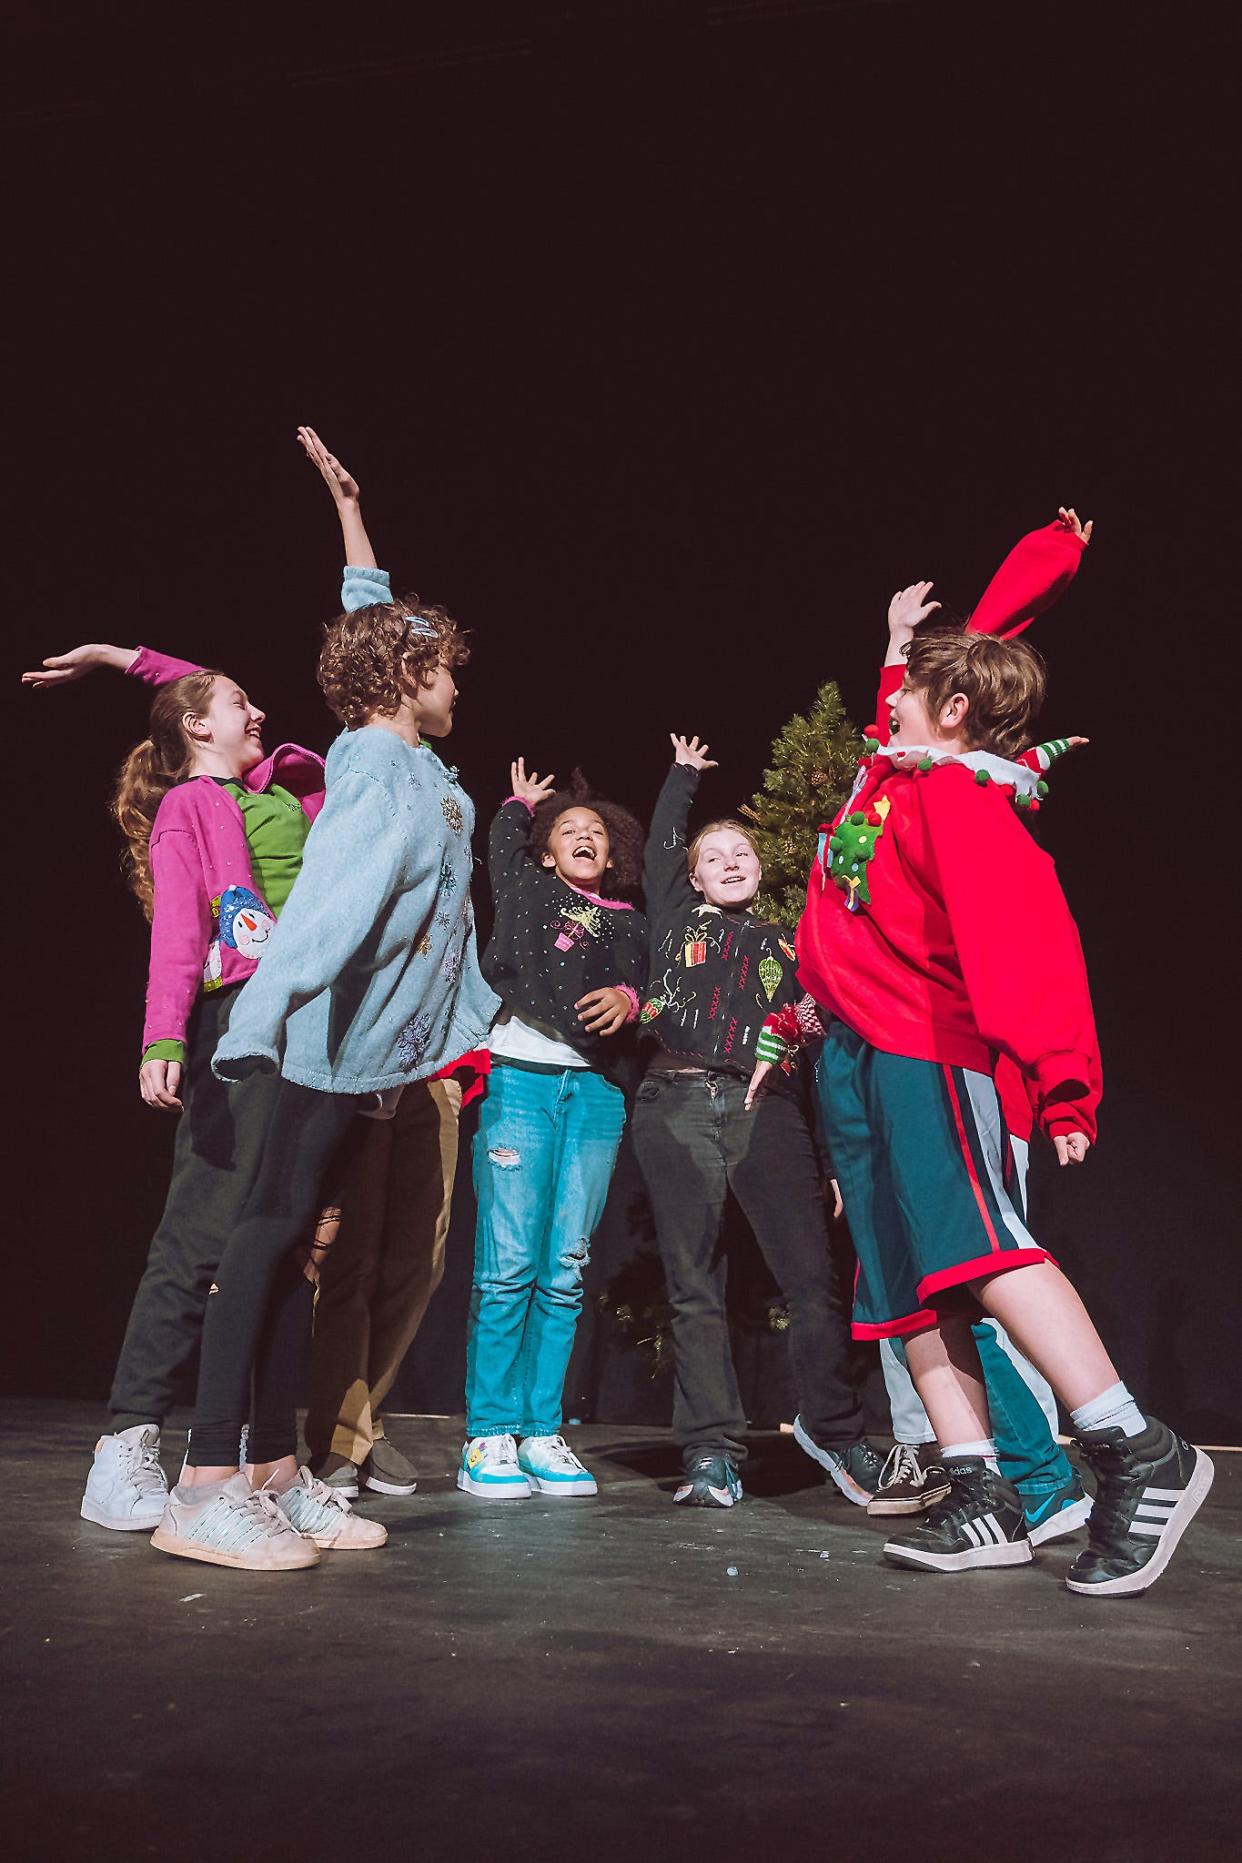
xmin=112 ymin=668 xmax=226 ymax=919
xmin=529 ymin=769 xmax=645 ymax=900
xmin=317 ymin=596 xmax=470 ymax=730
xmin=904 ymin=628 xmax=1047 ymax=761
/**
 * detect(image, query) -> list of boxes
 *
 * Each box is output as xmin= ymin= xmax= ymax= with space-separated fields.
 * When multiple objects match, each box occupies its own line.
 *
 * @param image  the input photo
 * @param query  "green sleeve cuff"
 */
xmin=754 ymin=1028 xmax=788 ymax=1067
xmin=141 ymin=1039 xmax=187 ymax=1069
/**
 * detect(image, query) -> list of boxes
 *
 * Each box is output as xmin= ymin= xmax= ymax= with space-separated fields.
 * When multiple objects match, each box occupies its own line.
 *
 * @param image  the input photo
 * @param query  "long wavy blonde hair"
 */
xmin=111 ymin=669 xmax=224 ymax=919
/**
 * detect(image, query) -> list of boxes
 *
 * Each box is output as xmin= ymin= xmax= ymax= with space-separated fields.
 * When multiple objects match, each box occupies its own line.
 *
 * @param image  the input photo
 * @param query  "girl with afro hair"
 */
xmin=459 ymin=765 xmax=648 ymax=1501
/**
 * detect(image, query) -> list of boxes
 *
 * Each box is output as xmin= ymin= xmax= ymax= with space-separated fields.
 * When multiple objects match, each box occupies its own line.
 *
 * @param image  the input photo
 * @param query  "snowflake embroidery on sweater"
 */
xmin=397 ymin=1012 xmax=434 ymax=1070
xmin=441 ymin=794 xmax=464 ymax=834
xmin=441 ymin=946 xmax=461 ymax=984
xmin=439 ymin=860 xmax=458 ymax=898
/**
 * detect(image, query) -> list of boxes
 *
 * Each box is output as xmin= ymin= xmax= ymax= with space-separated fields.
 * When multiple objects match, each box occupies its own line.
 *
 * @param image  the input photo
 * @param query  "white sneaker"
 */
xmin=81 ymin=1425 xmax=169 ymax=1531
xmin=457 ymin=1434 xmax=533 ymax=1499
xmin=271 ymin=1468 xmax=388 ymax=1550
xmin=518 ymin=1434 xmax=598 ymax=1497
xmin=151 ymin=1473 xmax=320 ymax=1570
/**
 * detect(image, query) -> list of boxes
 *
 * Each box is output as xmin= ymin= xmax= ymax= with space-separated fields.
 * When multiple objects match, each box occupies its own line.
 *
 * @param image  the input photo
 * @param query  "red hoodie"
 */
xmin=796 ymin=522 xmax=1101 ymax=1143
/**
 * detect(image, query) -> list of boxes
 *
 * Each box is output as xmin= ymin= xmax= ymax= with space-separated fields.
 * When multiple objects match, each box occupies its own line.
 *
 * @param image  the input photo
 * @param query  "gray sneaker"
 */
xmin=308 ymin=1453 xmax=361 ymax=1499
xmin=363 ymin=1438 xmax=418 ymax=1496
xmin=81 ymin=1424 xmax=169 ymax=1531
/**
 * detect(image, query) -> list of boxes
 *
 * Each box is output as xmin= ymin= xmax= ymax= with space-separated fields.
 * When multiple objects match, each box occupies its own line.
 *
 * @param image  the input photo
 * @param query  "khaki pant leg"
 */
xmin=367 ymin=1077 xmax=463 ymax=1438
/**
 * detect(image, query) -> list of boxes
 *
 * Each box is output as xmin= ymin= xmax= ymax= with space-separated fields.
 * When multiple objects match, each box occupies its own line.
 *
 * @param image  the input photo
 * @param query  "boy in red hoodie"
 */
xmin=751 ymin=509 xmax=1213 ymax=1598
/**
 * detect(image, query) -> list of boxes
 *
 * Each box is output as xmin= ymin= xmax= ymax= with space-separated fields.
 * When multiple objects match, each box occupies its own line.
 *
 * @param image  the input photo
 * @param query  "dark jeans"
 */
xmin=630 ymin=1069 xmax=863 ymax=1466
xmin=188 ymin=1074 xmax=357 ymax=1467
xmin=110 ymin=990 xmax=291 ymax=1433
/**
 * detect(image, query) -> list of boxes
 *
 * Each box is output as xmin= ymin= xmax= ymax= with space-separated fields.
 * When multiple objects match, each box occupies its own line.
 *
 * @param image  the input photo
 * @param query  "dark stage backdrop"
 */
xmin=6 ymin=1 xmax=1238 ymax=1437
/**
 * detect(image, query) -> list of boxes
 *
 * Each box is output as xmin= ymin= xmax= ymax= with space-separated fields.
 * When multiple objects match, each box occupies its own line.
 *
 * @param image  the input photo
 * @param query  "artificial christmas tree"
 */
xmin=739 ymin=680 xmax=863 ymax=925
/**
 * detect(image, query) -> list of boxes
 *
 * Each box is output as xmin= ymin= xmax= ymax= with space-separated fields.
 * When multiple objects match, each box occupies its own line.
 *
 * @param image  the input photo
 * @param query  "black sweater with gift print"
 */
xmin=482 ymin=800 xmax=649 ymax=1092
xmin=640 ymin=764 xmax=807 ymax=1095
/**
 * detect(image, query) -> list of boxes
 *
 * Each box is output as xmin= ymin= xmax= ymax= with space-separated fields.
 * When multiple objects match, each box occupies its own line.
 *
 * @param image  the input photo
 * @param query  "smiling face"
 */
xmin=541 ymin=807 xmax=612 ymax=889
xmin=888 ymin=674 xmax=967 ymax=750
xmin=193 ymin=677 xmax=266 ymax=774
xmin=690 ymin=827 xmax=762 ymax=908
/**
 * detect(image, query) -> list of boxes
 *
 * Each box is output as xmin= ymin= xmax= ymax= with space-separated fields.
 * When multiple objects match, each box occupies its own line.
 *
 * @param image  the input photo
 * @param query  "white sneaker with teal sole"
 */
xmin=81 ymin=1424 xmax=169 ymax=1531
xmin=457 ymin=1434 xmax=533 ymax=1499
xmin=150 ymin=1473 xmax=320 ymax=1571
xmin=271 ymin=1468 xmax=388 ymax=1550
xmin=518 ymin=1434 xmax=598 ymax=1497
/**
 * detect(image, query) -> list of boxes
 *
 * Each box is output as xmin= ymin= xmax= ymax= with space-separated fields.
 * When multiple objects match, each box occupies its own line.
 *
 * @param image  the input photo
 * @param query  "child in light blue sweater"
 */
xmin=153 ymin=458 xmax=498 ymax=1571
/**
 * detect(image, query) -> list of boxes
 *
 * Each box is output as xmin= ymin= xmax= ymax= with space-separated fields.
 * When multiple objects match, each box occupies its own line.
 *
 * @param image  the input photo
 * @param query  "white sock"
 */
xmin=939 ymin=1438 xmax=1000 ymax=1473
xmin=1071 ymin=1381 xmax=1147 ymax=1439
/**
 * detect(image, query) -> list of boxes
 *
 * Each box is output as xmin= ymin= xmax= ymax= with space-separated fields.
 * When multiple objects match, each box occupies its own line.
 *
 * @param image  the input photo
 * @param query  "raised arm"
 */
xmin=968 ymin=506 xmax=1092 ymax=639
xmin=298 ymin=425 xmax=378 ymax=572
xmin=22 ymin=642 xmax=140 ymax=690
xmin=488 ymin=758 xmax=556 ymax=892
xmin=867 ymin=584 xmax=942 ymax=743
xmin=644 ymin=734 xmax=718 ymax=919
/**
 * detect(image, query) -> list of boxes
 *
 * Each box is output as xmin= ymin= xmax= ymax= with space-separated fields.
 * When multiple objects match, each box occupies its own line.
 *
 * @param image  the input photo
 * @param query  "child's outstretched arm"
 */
xmin=968 ymin=506 xmax=1093 ymax=639
xmin=644 ymin=733 xmax=719 ymax=919
xmin=22 ymin=642 xmax=141 ymax=688
xmin=298 ymin=425 xmax=377 ymax=573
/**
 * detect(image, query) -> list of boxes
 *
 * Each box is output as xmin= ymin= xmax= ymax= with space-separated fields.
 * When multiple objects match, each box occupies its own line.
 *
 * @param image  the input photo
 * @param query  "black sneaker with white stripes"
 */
xmin=1066 ymin=1418 xmax=1214 ymax=1599
xmin=882 ymin=1457 xmax=1032 ymax=1572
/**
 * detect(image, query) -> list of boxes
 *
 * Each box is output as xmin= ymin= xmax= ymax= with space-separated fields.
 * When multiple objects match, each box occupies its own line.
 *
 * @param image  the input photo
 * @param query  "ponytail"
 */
xmin=111 ymin=669 xmax=223 ymax=919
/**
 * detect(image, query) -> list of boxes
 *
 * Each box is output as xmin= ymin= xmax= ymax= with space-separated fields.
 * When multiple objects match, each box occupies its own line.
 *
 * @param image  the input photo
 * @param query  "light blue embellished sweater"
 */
xmin=212 ymin=566 xmax=499 ymax=1094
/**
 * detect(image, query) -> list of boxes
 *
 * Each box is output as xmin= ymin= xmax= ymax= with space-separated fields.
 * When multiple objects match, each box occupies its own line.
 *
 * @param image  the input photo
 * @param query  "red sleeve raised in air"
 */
xmin=968 ymin=522 xmax=1087 ymax=640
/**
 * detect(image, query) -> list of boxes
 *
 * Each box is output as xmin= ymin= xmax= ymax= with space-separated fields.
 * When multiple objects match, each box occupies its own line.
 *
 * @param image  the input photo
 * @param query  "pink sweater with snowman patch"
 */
xmin=127 ymin=647 xmax=325 ymax=1053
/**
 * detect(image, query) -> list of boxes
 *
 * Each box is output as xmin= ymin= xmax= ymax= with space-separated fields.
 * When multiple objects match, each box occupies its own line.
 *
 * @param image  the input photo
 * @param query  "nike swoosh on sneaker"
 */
xmin=1024 ymin=1493 xmax=1069 ymax=1525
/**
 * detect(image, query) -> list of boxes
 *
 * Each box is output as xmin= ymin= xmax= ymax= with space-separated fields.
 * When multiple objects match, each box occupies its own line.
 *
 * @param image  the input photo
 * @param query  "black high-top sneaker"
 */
xmin=882 ymin=1457 xmax=1033 ymax=1571
xmin=1066 ymin=1419 xmax=1214 ymax=1598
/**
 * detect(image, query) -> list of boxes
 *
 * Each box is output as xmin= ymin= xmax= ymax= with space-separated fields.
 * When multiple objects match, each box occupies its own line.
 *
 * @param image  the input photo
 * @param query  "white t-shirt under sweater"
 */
xmin=488 ymin=1006 xmax=588 ymax=1070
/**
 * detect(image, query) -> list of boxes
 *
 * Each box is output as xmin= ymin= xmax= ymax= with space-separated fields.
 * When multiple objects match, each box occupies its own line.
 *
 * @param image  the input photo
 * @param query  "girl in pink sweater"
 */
xmin=23 ymin=643 xmax=384 ymax=1568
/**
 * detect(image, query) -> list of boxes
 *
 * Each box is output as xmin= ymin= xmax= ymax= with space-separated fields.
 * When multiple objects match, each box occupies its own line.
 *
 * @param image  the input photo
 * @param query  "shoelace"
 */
xmin=121 ymin=1432 xmax=167 ymax=1494
xmin=189 ymin=1487 xmax=289 ymax=1552
xmin=1080 ymin=1444 xmax=1147 ymax=1543
xmin=293 ymin=1473 xmax=351 ymax=1519
xmin=877 ymin=1443 xmax=923 ymax=1490
xmin=687 ymin=1454 xmax=733 ymax=1482
xmin=535 ymin=1436 xmax=582 ymax=1471
xmin=480 ymin=1434 xmax=520 ymax=1466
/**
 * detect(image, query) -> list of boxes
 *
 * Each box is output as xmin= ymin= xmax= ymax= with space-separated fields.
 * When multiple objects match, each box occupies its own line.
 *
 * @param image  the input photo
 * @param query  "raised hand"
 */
xmin=297 ymin=426 xmax=361 ymax=506
xmin=21 ymin=643 xmax=137 ymax=689
xmin=510 ymin=756 xmax=558 ymax=806
xmin=575 ymin=987 xmax=631 ymax=1036
xmin=670 ymin=733 xmax=719 ymax=771
xmin=887 ymin=580 xmax=942 ymax=644
xmin=1057 ymin=506 xmax=1094 ymax=545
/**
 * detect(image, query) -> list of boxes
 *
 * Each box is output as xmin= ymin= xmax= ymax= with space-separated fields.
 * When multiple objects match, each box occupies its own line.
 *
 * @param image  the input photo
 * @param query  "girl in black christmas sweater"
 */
xmin=631 ymin=734 xmax=879 ymax=1508
xmin=460 ymin=763 xmax=648 ymax=1502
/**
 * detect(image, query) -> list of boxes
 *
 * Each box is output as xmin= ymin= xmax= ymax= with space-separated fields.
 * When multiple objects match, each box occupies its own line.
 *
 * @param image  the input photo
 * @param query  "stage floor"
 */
xmin=3 ymin=1400 xmax=1237 ymax=1862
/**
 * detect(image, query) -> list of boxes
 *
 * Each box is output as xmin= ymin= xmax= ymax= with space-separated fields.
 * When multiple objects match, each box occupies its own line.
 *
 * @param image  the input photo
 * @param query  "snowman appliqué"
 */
xmin=202 ymin=885 xmax=277 ymax=989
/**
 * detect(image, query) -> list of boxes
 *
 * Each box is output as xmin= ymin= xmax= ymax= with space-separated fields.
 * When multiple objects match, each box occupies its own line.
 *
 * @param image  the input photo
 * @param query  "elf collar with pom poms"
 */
xmin=857 ymin=738 xmax=1048 ymax=812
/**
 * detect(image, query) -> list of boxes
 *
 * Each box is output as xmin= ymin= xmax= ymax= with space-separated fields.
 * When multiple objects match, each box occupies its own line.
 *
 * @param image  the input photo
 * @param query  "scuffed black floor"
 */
xmin=2 ymin=1400 xmax=1237 ymax=1862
